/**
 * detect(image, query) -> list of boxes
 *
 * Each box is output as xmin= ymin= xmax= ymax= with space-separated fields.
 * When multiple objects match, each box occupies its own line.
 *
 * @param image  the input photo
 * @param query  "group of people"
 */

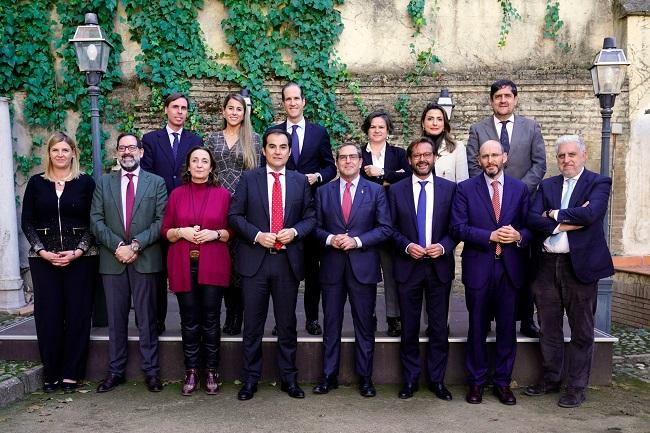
xmin=21 ymin=79 xmax=613 ymax=409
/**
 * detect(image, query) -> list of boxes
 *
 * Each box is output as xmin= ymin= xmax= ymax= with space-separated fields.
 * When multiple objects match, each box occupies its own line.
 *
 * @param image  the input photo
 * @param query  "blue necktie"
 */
xmin=417 ymin=181 xmax=428 ymax=247
xmin=500 ymin=121 xmax=510 ymax=153
xmin=291 ymin=125 xmax=300 ymax=165
xmin=171 ymin=132 xmax=179 ymax=159
xmin=549 ymin=178 xmax=576 ymax=246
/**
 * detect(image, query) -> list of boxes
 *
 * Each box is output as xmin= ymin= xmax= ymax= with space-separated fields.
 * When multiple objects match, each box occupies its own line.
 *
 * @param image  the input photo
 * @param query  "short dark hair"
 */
xmin=182 ymin=146 xmax=220 ymax=186
xmin=406 ymin=137 xmax=436 ymax=159
xmin=281 ymin=82 xmax=303 ymax=100
xmin=361 ymin=110 xmax=394 ymax=135
xmin=116 ymin=132 xmax=142 ymax=149
xmin=489 ymin=79 xmax=518 ymax=99
xmin=335 ymin=142 xmax=362 ymax=159
xmin=262 ymin=129 xmax=291 ymax=148
xmin=164 ymin=92 xmax=189 ymax=108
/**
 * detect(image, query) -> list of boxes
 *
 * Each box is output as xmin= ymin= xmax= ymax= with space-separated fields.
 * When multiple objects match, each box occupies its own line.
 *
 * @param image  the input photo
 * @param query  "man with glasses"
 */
xmin=312 ymin=143 xmax=392 ymax=398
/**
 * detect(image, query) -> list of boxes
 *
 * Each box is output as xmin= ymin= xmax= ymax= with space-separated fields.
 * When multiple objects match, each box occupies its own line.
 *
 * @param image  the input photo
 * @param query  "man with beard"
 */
xmin=91 ymin=133 xmax=168 ymax=393
xmin=451 ymin=140 xmax=531 ymax=405
xmin=387 ymin=137 xmax=457 ymax=400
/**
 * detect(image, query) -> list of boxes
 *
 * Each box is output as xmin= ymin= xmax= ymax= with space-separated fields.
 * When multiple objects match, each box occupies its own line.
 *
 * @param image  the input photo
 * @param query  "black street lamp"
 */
xmin=437 ymin=88 xmax=455 ymax=120
xmin=69 ymin=13 xmax=113 ymax=181
xmin=589 ymin=36 xmax=629 ymax=333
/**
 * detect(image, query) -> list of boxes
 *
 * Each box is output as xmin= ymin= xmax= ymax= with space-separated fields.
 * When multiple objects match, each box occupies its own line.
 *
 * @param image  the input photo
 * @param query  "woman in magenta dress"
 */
xmin=161 ymin=147 xmax=233 ymax=396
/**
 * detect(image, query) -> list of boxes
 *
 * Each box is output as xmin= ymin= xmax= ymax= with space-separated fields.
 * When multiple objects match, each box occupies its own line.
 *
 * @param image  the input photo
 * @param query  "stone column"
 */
xmin=0 ymin=97 xmax=26 ymax=311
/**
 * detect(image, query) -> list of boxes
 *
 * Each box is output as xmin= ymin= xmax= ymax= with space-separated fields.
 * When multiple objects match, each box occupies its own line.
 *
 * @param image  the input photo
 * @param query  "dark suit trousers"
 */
xmin=156 ymin=242 xmax=169 ymax=328
xmin=241 ymin=251 xmax=299 ymax=383
xmin=322 ymin=260 xmax=377 ymax=378
xmin=532 ymin=253 xmax=597 ymax=389
xmin=465 ymin=259 xmax=517 ymax=386
xmin=30 ymin=257 xmax=96 ymax=382
xmin=102 ymin=266 xmax=160 ymax=376
xmin=223 ymin=240 xmax=242 ymax=317
xmin=303 ymin=234 xmax=321 ymax=322
xmin=398 ymin=261 xmax=451 ymax=384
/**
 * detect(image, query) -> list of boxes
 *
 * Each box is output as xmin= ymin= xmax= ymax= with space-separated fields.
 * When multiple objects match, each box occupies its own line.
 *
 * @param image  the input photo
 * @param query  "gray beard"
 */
xmin=120 ymin=160 xmax=140 ymax=172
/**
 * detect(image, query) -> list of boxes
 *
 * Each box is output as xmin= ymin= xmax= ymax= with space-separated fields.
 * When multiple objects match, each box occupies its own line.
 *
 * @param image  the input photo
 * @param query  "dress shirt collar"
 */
xmin=266 ymin=165 xmax=286 ymax=176
xmin=286 ymin=118 xmax=305 ymax=131
xmin=121 ymin=166 xmax=141 ymax=178
xmin=365 ymin=142 xmax=387 ymax=157
xmin=493 ymin=114 xmax=514 ymax=127
xmin=339 ymin=175 xmax=360 ymax=188
xmin=564 ymin=167 xmax=585 ymax=182
xmin=483 ymin=171 xmax=504 ymax=188
xmin=411 ymin=173 xmax=434 ymax=186
xmin=166 ymin=125 xmax=184 ymax=137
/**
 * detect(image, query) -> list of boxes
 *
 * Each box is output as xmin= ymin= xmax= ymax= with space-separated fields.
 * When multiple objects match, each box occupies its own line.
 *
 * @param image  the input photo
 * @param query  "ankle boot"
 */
xmin=182 ymin=369 xmax=199 ymax=396
xmin=205 ymin=368 xmax=220 ymax=395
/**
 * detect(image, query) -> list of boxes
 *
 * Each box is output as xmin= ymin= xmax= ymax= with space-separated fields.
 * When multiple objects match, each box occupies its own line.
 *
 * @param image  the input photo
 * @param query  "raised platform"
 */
xmin=0 ymin=294 xmax=616 ymax=385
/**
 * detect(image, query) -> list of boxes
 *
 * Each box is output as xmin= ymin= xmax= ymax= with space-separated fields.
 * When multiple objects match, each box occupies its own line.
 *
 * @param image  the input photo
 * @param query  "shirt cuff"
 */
xmin=291 ymin=228 xmax=298 ymax=239
xmin=552 ymin=224 xmax=562 ymax=235
xmin=315 ymin=173 xmax=322 ymax=183
xmin=551 ymin=209 xmax=559 ymax=221
xmin=326 ymin=234 xmax=334 ymax=246
xmin=254 ymin=231 xmax=262 ymax=244
xmin=405 ymin=243 xmax=414 ymax=254
xmin=438 ymin=243 xmax=445 ymax=255
xmin=354 ymin=237 xmax=362 ymax=248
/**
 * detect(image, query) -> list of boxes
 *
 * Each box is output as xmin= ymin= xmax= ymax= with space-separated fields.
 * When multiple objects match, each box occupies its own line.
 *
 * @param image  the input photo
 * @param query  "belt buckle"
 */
xmin=495 ymin=254 xmax=502 ymax=260
xmin=269 ymin=248 xmax=278 ymax=255
xmin=190 ymin=250 xmax=200 ymax=260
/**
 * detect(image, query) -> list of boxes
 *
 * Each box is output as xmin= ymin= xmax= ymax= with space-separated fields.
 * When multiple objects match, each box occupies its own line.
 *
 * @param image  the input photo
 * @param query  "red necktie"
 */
xmin=491 ymin=180 xmax=502 ymax=255
xmin=342 ymin=182 xmax=352 ymax=224
xmin=125 ymin=173 xmax=135 ymax=239
xmin=271 ymin=172 xmax=284 ymax=250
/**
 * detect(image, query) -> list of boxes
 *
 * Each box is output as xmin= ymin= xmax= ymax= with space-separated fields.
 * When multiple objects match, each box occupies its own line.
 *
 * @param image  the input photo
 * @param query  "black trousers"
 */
xmin=156 ymin=242 xmax=169 ymax=329
xmin=223 ymin=240 xmax=242 ymax=318
xmin=176 ymin=260 xmax=224 ymax=369
xmin=30 ymin=256 xmax=97 ymax=383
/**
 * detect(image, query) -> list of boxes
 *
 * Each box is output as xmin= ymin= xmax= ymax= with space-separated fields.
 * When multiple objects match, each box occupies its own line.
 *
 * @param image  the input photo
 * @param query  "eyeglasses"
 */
xmin=337 ymin=154 xmax=360 ymax=161
xmin=117 ymin=145 xmax=139 ymax=153
xmin=411 ymin=152 xmax=434 ymax=160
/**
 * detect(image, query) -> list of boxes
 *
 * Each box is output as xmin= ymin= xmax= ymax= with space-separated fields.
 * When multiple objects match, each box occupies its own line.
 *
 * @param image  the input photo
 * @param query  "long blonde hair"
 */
xmin=43 ymin=131 xmax=81 ymax=181
xmin=222 ymin=93 xmax=257 ymax=169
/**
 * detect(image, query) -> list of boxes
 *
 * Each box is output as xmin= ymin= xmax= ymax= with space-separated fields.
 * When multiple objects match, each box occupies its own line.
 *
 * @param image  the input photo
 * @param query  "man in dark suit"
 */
xmin=141 ymin=92 xmax=203 ymax=335
xmin=524 ymin=135 xmax=614 ymax=408
xmin=229 ymin=129 xmax=316 ymax=401
xmin=451 ymin=140 xmax=531 ymax=405
xmin=311 ymin=143 xmax=391 ymax=398
xmin=387 ymin=137 xmax=457 ymax=400
xmin=266 ymin=82 xmax=336 ymax=336
xmin=90 ymin=133 xmax=167 ymax=393
xmin=466 ymin=79 xmax=547 ymax=338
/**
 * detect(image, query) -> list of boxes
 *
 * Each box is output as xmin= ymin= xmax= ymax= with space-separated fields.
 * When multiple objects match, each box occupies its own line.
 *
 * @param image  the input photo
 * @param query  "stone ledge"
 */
xmin=0 ymin=365 xmax=42 ymax=408
xmin=613 ymin=256 xmax=650 ymax=276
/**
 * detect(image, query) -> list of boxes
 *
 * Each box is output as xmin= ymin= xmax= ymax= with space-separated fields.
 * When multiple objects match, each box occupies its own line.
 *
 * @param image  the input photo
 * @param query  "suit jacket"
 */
xmin=315 ymin=177 xmax=392 ymax=285
xmin=451 ymin=174 xmax=531 ymax=289
xmin=528 ymin=168 xmax=614 ymax=284
xmin=360 ymin=143 xmax=411 ymax=185
xmin=90 ymin=170 xmax=168 ymax=275
xmin=228 ymin=167 xmax=316 ymax=280
xmin=265 ymin=120 xmax=336 ymax=186
xmin=466 ymin=115 xmax=546 ymax=194
xmin=388 ymin=176 xmax=457 ymax=284
xmin=141 ymin=128 xmax=203 ymax=194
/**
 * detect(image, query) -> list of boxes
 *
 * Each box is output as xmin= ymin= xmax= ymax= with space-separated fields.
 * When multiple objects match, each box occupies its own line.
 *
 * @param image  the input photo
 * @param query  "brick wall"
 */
xmin=613 ymin=272 xmax=650 ymax=328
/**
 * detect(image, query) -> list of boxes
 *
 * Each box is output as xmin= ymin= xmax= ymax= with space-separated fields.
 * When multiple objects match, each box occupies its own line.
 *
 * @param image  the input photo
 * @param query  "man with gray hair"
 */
xmin=524 ymin=135 xmax=614 ymax=408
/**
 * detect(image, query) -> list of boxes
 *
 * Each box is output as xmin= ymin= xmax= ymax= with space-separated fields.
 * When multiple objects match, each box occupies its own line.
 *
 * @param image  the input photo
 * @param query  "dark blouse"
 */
xmin=21 ymin=173 xmax=96 ymax=257
xmin=206 ymin=131 xmax=261 ymax=194
xmin=360 ymin=142 xmax=411 ymax=186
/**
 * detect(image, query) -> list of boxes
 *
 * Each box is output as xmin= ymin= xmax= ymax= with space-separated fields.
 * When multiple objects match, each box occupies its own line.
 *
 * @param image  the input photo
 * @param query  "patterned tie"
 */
xmin=270 ymin=172 xmax=284 ymax=250
xmin=342 ymin=182 xmax=352 ymax=224
xmin=549 ymin=178 xmax=576 ymax=246
xmin=171 ymin=132 xmax=179 ymax=159
xmin=125 ymin=173 xmax=135 ymax=239
xmin=290 ymin=125 xmax=300 ymax=165
xmin=417 ymin=181 xmax=428 ymax=247
xmin=491 ymin=180 xmax=502 ymax=255
xmin=500 ymin=121 xmax=510 ymax=153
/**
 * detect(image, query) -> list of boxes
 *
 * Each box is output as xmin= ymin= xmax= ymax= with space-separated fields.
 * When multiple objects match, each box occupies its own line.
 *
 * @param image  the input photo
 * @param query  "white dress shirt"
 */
xmin=365 ymin=142 xmax=386 ymax=170
xmin=166 ymin=125 xmax=184 ymax=150
xmin=286 ymin=118 xmax=306 ymax=153
xmin=406 ymin=174 xmax=444 ymax=254
xmin=544 ymin=167 xmax=585 ymax=253
xmin=493 ymin=114 xmax=514 ymax=143
xmin=326 ymin=176 xmax=362 ymax=248
xmin=255 ymin=166 xmax=296 ymax=245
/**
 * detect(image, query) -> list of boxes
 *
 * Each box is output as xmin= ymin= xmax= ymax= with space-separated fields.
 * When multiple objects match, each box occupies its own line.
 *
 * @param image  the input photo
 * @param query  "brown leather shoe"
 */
xmin=181 ymin=369 xmax=199 ymax=396
xmin=493 ymin=385 xmax=517 ymax=405
xmin=205 ymin=369 xmax=220 ymax=395
xmin=466 ymin=384 xmax=483 ymax=404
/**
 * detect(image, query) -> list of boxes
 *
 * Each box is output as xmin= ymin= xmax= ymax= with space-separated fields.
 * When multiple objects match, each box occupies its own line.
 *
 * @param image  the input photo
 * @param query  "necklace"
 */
xmin=52 ymin=173 xmax=72 ymax=186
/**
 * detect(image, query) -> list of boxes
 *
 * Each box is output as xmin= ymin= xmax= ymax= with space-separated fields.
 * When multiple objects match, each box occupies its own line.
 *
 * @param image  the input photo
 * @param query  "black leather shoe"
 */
xmin=157 ymin=322 xmax=166 ymax=336
xmin=229 ymin=314 xmax=242 ymax=335
xmin=428 ymin=382 xmax=452 ymax=401
xmin=281 ymin=381 xmax=305 ymax=399
xmin=387 ymin=317 xmax=402 ymax=337
xmin=145 ymin=375 xmax=163 ymax=392
xmin=524 ymin=381 xmax=561 ymax=396
xmin=359 ymin=377 xmax=376 ymax=397
xmin=493 ymin=385 xmax=516 ymax=405
xmin=237 ymin=382 xmax=258 ymax=401
xmin=398 ymin=382 xmax=418 ymax=399
xmin=96 ymin=374 xmax=125 ymax=393
xmin=313 ymin=376 xmax=339 ymax=394
xmin=43 ymin=381 xmax=60 ymax=393
xmin=466 ymin=385 xmax=483 ymax=404
xmin=305 ymin=320 xmax=322 ymax=336
xmin=520 ymin=322 xmax=540 ymax=338
xmin=61 ymin=381 xmax=78 ymax=393
xmin=222 ymin=314 xmax=234 ymax=335
xmin=558 ymin=387 xmax=586 ymax=408
xmin=271 ymin=325 xmax=278 ymax=336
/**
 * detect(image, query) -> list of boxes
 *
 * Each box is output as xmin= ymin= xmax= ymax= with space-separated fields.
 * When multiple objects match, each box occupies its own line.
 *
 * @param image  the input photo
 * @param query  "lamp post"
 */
xmin=589 ymin=36 xmax=629 ymax=333
xmin=437 ymin=88 xmax=455 ymax=120
xmin=69 ymin=13 xmax=113 ymax=181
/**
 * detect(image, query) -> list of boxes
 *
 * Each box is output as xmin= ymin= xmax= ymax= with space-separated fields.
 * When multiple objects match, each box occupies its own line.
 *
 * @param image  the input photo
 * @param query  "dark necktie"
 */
xmin=499 ymin=121 xmax=510 ymax=153
xmin=342 ymin=182 xmax=352 ymax=224
xmin=171 ymin=132 xmax=179 ymax=159
xmin=290 ymin=125 xmax=300 ymax=165
xmin=125 ymin=173 xmax=135 ymax=239
xmin=270 ymin=172 xmax=284 ymax=250
xmin=491 ymin=180 xmax=502 ymax=255
xmin=417 ymin=180 xmax=428 ymax=247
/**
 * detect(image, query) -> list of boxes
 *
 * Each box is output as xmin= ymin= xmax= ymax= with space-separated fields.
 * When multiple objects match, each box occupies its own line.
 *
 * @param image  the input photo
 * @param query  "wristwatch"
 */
xmin=130 ymin=240 xmax=140 ymax=253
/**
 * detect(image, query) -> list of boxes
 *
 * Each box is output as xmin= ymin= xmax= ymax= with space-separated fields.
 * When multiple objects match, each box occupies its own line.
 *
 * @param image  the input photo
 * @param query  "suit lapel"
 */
xmin=348 ymin=178 xmax=367 ymax=225
xmin=568 ymin=170 xmax=590 ymax=208
xmin=109 ymin=171 xmax=124 ymax=225
xmin=405 ymin=180 xmax=419 ymax=235
xmin=484 ymin=117 xmax=499 ymax=141
xmin=431 ymin=177 xmax=442 ymax=240
xmin=256 ymin=169 xmax=270 ymax=222
xmin=284 ymin=172 xmax=299 ymax=225
xmin=331 ymin=181 xmax=346 ymax=226
xmin=550 ymin=175 xmax=564 ymax=209
xmin=131 ymin=170 xmax=151 ymax=218
xmin=476 ymin=177 xmax=498 ymax=224
xmin=500 ymin=177 xmax=514 ymax=222
xmin=158 ymin=129 xmax=176 ymax=167
xmin=299 ymin=121 xmax=312 ymax=166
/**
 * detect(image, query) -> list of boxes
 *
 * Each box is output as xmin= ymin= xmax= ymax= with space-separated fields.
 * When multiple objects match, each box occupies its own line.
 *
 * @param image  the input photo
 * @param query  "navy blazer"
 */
xmin=315 ymin=177 xmax=392 ymax=285
xmin=528 ymin=169 xmax=614 ymax=284
xmin=265 ymin=120 xmax=336 ymax=186
xmin=451 ymin=174 xmax=531 ymax=289
xmin=141 ymin=128 xmax=203 ymax=194
xmin=360 ymin=144 xmax=411 ymax=185
xmin=388 ymin=175 xmax=457 ymax=284
xmin=228 ymin=168 xmax=316 ymax=281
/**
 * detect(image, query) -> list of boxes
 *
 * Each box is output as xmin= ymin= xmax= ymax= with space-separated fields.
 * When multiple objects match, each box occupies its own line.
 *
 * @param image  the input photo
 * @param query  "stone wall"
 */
xmin=613 ymin=272 xmax=650 ymax=328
